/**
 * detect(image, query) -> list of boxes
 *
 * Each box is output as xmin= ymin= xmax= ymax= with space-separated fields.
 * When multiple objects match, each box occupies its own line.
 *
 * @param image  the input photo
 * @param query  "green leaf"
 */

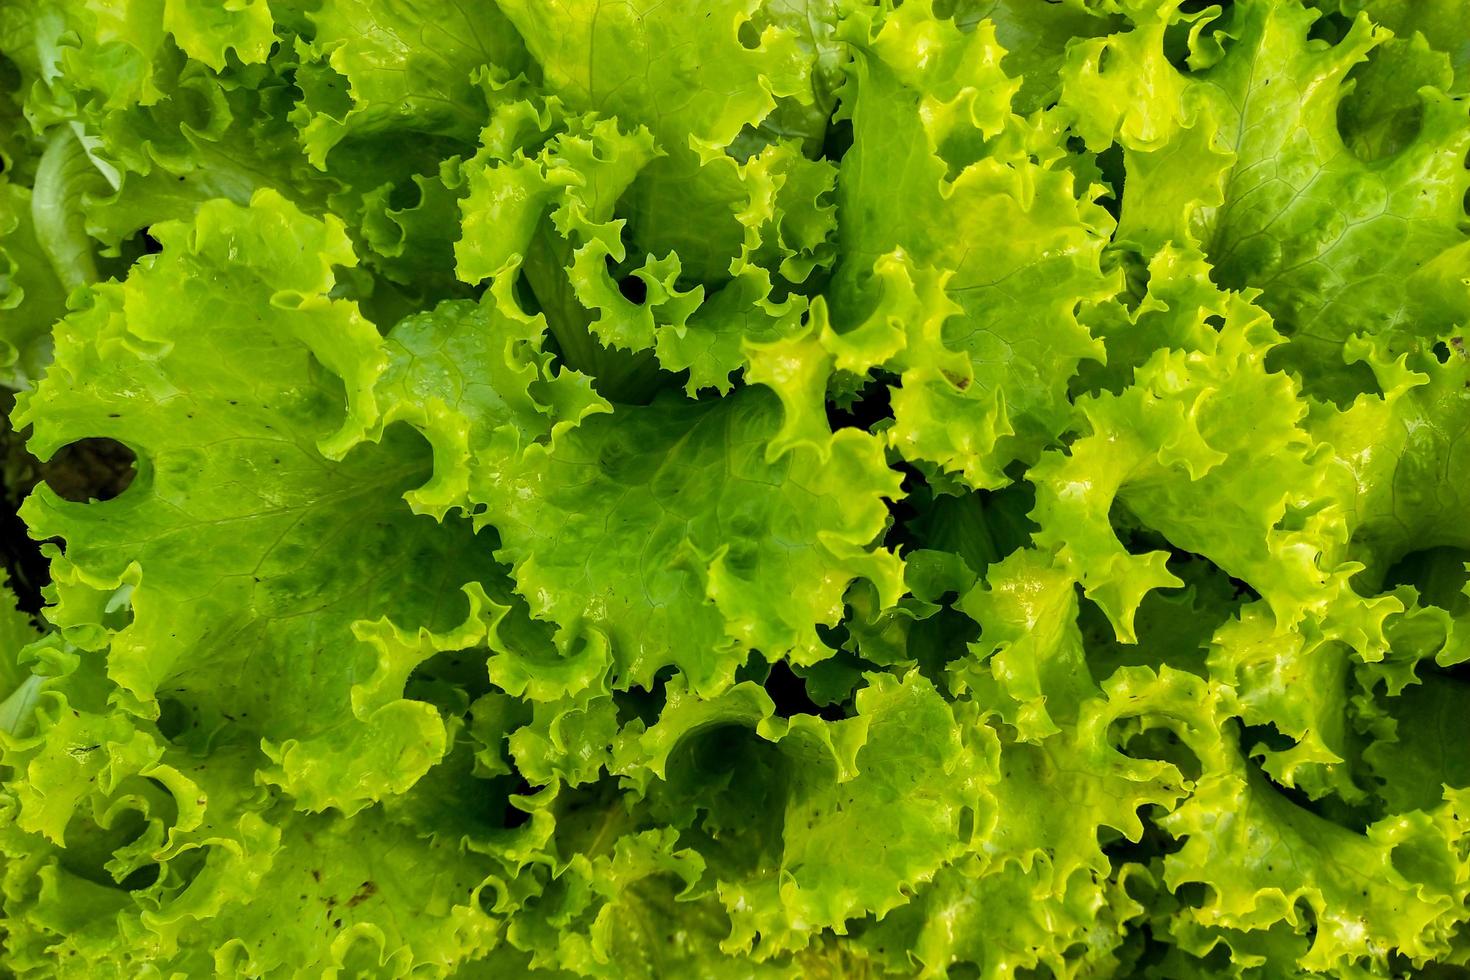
xmin=1163 ymin=763 xmax=1470 ymax=973
xmin=856 ymin=857 xmax=1144 ymax=979
xmin=618 ymin=670 xmax=990 ymax=955
xmin=1364 ymin=674 xmax=1470 ymax=814
xmin=7 ymin=1 xmax=1470 ymax=974
xmin=498 ymin=826 xmax=792 ymax=979
xmin=375 ymin=294 xmax=610 ymax=519
xmin=953 ymin=548 xmax=1097 ymax=741
xmin=293 ymin=0 xmax=528 ymax=167
xmin=0 ymin=180 xmax=69 ymax=389
xmin=1208 ymin=603 xmax=1365 ymax=801
xmin=1062 ymin=0 xmax=1470 ymax=399
xmin=1319 ymin=0 xmax=1470 ymax=94
xmin=835 ymin=1 xmax=1117 ymax=488
xmin=470 ymin=388 xmax=903 ymax=695
xmin=1030 ymin=281 xmax=1373 ymax=646
xmin=162 ymin=0 xmax=275 ymax=71
xmin=496 ymin=0 xmax=814 ymax=283
xmin=950 ymin=0 xmax=1126 ymax=114
xmin=14 ymin=192 xmax=508 ymax=813
xmin=30 ymin=128 xmax=103 ymax=291
xmin=6 ymin=747 xmax=509 ymax=977
xmin=456 ymin=79 xmax=829 ymax=400
xmin=1313 ymin=345 xmax=1470 ymax=591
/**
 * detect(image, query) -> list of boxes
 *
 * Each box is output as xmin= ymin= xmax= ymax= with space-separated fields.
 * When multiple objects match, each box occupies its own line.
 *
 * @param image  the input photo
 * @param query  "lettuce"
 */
xmin=2 ymin=1 xmax=1469 ymax=976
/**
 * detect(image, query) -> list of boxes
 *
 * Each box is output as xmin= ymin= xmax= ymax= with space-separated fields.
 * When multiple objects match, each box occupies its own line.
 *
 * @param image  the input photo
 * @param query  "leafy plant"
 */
xmin=1 ymin=0 xmax=1469 ymax=976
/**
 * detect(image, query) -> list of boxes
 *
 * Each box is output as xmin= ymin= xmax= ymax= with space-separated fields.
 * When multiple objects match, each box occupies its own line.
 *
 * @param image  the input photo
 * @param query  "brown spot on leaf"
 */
xmin=346 ymin=881 xmax=378 ymax=908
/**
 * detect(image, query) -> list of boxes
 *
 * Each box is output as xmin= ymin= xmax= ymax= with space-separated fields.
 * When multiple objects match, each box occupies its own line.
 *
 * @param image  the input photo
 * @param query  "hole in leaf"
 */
xmin=1095 ymin=142 xmax=1127 ymax=223
xmin=820 ymin=116 xmax=854 ymax=164
xmin=118 ymin=863 xmax=162 ymax=890
xmin=42 ymin=439 xmax=137 ymax=502
xmin=1293 ymin=898 xmax=1319 ymax=944
xmin=406 ymin=647 xmax=494 ymax=712
xmin=613 ymin=666 xmax=676 ymax=727
xmin=1306 ymin=10 xmax=1353 ymax=46
xmin=502 ymin=774 xmax=537 ymax=829
xmin=825 ymin=372 xmax=894 ymax=433
xmin=387 ymin=176 xmax=424 ymax=212
xmin=155 ymin=697 xmax=192 ymax=741
xmin=1107 ymin=720 xmax=1204 ymax=783
xmin=1241 ymin=721 xmax=1296 ymax=755
xmin=617 ymin=273 xmax=647 ymax=305
xmin=763 ymin=660 xmax=844 ymax=721
xmin=1174 ymin=881 xmax=1210 ymax=910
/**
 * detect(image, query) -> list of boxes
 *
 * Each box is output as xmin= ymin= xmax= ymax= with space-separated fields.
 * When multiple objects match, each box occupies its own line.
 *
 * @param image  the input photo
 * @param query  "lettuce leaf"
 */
xmin=4 ymin=1 xmax=1470 ymax=976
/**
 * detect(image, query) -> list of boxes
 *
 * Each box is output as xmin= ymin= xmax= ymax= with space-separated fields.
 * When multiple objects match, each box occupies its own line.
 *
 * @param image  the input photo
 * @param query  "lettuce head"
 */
xmin=1 ymin=0 xmax=1469 ymax=976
